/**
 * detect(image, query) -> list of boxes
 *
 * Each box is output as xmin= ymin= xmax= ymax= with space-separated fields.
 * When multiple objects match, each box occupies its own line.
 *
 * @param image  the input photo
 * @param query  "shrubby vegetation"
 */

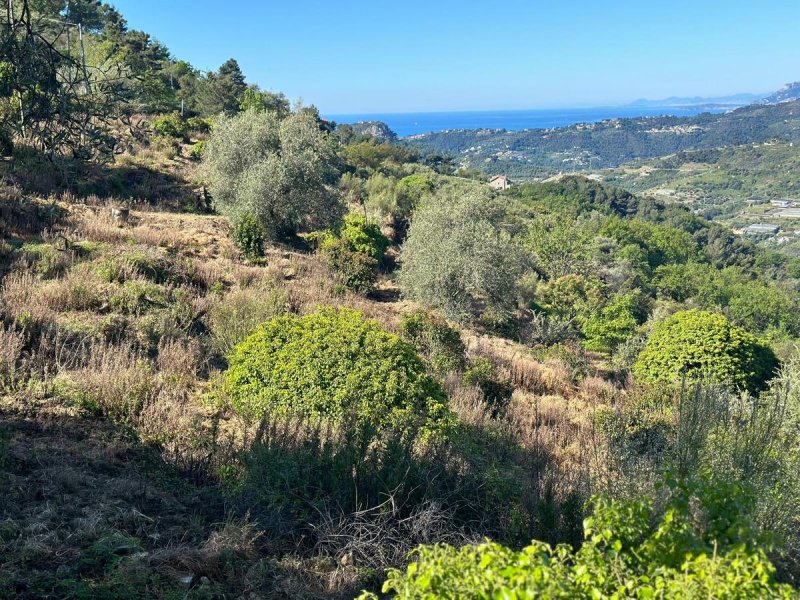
xmin=634 ymin=310 xmax=778 ymax=391
xmin=232 ymin=214 xmax=265 ymax=259
xmin=219 ymin=308 xmax=449 ymax=438
xmin=5 ymin=3 xmax=800 ymax=596
xmin=364 ymin=480 xmax=794 ymax=599
xmin=316 ymin=214 xmax=390 ymax=293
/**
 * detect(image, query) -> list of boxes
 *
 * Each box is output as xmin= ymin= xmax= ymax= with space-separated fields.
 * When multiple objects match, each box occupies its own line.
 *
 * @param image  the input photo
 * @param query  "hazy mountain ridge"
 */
xmin=405 ymin=97 xmax=800 ymax=178
xmin=628 ymin=92 xmax=763 ymax=108
xmin=760 ymin=81 xmax=800 ymax=105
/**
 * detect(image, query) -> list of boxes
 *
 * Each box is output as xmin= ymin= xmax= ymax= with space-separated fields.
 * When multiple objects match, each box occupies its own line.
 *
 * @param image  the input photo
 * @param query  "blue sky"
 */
xmin=110 ymin=0 xmax=800 ymax=114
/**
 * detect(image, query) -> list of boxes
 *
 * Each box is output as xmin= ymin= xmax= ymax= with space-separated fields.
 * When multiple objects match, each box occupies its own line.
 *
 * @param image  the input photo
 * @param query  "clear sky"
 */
xmin=109 ymin=0 xmax=800 ymax=114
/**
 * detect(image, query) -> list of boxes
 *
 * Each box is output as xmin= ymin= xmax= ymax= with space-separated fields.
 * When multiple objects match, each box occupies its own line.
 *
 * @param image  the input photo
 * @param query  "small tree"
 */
xmin=634 ymin=309 xmax=778 ymax=392
xmin=398 ymin=188 xmax=528 ymax=323
xmin=203 ymin=110 xmax=343 ymax=240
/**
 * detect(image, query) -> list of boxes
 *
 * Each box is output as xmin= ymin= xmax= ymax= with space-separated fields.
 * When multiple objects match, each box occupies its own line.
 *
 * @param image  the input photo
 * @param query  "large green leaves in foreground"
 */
xmin=220 ymin=308 xmax=449 ymax=437
xmin=634 ymin=310 xmax=778 ymax=392
xmin=362 ymin=480 xmax=796 ymax=599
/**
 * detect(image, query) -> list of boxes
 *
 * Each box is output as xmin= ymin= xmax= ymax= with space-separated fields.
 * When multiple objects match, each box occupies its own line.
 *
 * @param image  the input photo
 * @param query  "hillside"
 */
xmin=4 ymin=2 xmax=800 ymax=598
xmin=405 ymin=99 xmax=800 ymax=179
xmin=601 ymin=141 xmax=800 ymax=229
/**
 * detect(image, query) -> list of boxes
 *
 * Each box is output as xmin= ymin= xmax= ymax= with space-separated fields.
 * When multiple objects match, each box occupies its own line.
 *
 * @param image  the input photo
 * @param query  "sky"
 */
xmin=109 ymin=0 xmax=800 ymax=114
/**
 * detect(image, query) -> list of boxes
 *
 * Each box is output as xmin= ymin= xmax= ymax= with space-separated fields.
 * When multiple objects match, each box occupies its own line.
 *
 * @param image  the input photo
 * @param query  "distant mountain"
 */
xmin=628 ymin=92 xmax=763 ymax=108
xmin=760 ymin=82 xmax=800 ymax=105
xmin=405 ymin=100 xmax=800 ymax=179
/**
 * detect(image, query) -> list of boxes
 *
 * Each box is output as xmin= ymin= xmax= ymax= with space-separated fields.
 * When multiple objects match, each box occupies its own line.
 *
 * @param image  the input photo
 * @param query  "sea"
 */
xmin=325 ymin=105 xmax=734 ymax=138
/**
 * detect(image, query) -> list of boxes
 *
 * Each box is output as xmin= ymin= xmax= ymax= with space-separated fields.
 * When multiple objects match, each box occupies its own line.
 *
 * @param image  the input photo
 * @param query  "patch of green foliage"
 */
xmin=361 ymin=478 xmax=794 ymax=599
xmin=232 ymin=214 xmax=265 ymax=259
xmin=318 ymin=214 xmax=389 ymax=293
xmin=582 ymin=291 xmax=647 ymax=354
xmin=220 ymin=308 xmax=450 ymax=439
xmin=399 ymin=310 xmax=466 ymax=375
xmin=335 ymin=214 xmax=390 ymax=261
xmin=189 ymin=140 xmax=207 ymax=160
xmin=634 ymin=310 xmax=778 ymax=392
xmin=151 ymin=113 xmax=188 ymax=140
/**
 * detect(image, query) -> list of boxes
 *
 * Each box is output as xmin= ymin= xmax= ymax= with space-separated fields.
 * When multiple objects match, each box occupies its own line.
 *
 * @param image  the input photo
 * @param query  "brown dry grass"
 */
xmin=465 ymin=335 xmax=577 ymax=398
xmin=0 ymin=325 xmax=24 ymax=389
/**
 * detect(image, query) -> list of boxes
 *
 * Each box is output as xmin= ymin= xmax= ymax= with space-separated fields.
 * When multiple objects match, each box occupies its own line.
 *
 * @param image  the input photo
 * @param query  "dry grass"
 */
xmin=0 ymin=272 xmax=43 ymax=319
xmin=466 ymin=335 xmax=577 ymax=398
xmin=38 ymin=264 xmax=110 ymax=312
xmin=157 ymin=337 xmax=200 ymax=376
xmin=0 ymin=325 xmax=24 ymax=389
xmin=205 ymin=284 xmax=291 ymax=356
xmin=72 ymin=206 xmax=230 ymax=256
xmin=54 ymin=341 xmax=155 ymax=422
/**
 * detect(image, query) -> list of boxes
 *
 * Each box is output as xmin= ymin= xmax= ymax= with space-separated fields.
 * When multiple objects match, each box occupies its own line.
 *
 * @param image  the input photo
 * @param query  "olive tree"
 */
xmin=202 ymin=109 xmax=343 ymax=240
xmin=398 ymin=187 xmax=528 ymax=323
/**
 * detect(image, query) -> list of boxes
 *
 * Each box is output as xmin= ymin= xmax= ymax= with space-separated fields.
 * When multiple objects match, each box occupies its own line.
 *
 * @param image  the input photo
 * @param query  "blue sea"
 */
xmin=325 ymin=105 xmax=733 ymax=138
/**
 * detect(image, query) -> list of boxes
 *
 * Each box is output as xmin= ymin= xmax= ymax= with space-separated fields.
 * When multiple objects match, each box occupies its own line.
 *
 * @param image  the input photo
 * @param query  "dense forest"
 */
xmin=405 ymin=100 xmax=800 ymax=178
xmin=2 ymin=1 xmax=800 ymax=598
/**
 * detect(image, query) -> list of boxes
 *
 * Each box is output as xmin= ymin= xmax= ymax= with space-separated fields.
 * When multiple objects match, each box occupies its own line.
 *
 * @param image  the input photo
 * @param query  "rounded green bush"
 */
xmin=335 ymin=214 xmax=389 ymax=261
xmin=152 ymin=113 xmax=188 ymax=139
xmin=320 ymin=236 xmax=379 ymax=293
xmin=221 ymin=308 xmax=449 ymax=436
xmin=634 ymin=309 xmax=778 ymax=392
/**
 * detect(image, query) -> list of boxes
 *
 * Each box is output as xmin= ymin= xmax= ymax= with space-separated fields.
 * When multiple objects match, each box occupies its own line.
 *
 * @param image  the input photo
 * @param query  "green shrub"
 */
xmin=233 ymin=214 xmax=265 ymax=259
xmin=220 ymin=308 xmax=449 ymax=438
xmin=318 ymin=215 xmax=389 ymax=293
xmin=582 ymin=291 xmax=646 ymax=354
xmin=320 ymin=236 xmax=379 ymax=293
xmin=399 ymin=310 xmax=466 ymax=375
xmin=634 ymin=309 xmax=778 ymax=392
xmin=362 ymin=478 xmax=793 ymax=599
xmin=189 ymin=140 xmax=207 ymax=159
xmin=186 ymin=115 xmax=212 ymax=133
xmin=151 ymin=112 xmax=188 ymax=139
xmin=336 ymin=214 xmax=390 ymax=261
